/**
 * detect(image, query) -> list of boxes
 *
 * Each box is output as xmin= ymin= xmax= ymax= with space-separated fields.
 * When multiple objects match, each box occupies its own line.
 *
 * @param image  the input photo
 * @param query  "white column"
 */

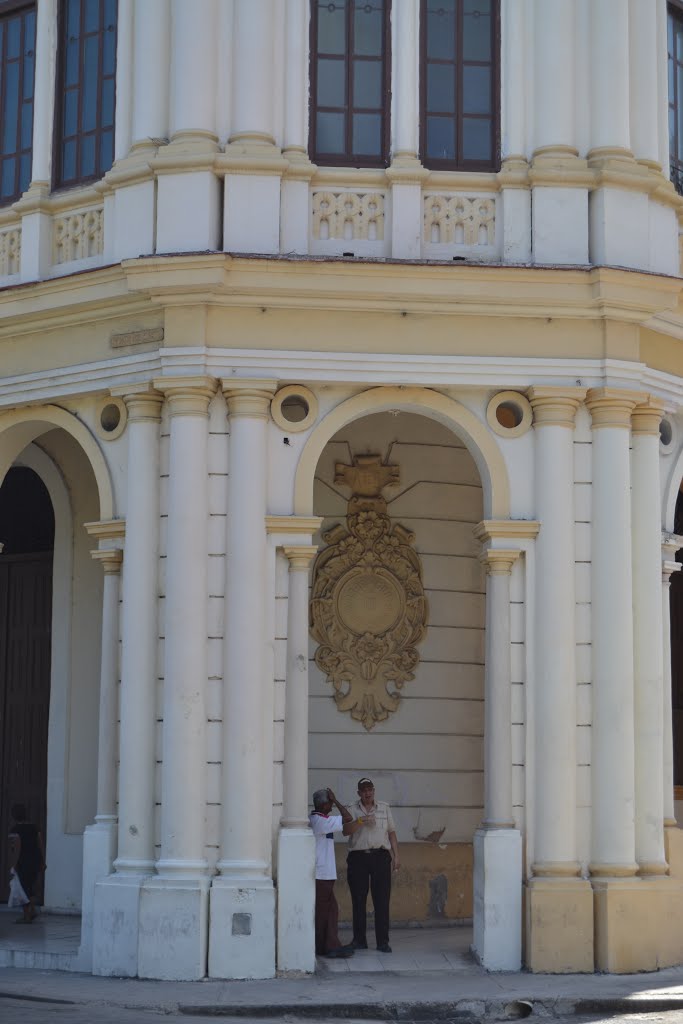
xmin=629 ymin=0 xmax=660 ymax=167
xmin=277 ymin=544 xmax=318 ymax=973
xmin=527 ymin=388 xmax=585 ymax=877
xmin=280 ymin=0 xmax=314 ymax=255
xmin=92 ymin=389 xmax=162 ymax=979
xmin=589 ymin=0 xmax=631 ymax=157
xmin=662 ymin=537 xmax=683 ymax=828
xmin=130 ymin=0 xmax=170 ymax=149
xmin=137 ymin=378 xmax=215 ymax=982
xmin=631 ymin=399 xmax=668 ymax=875
xmin=388 ymin=0 xmax=425 ymax=259
xmin=586 ymin=388 xmax=642 ymax=877
xmin=114 ymin=0 xmax=133 ymax=161
xmin=500 ymin=0 xmax=530 ymax=261
xmin=657 ymin=0 xmax=671 ymax=176
xmin=531 ymin=0 xmax=587 ymax=265
xmin=19 ymin=0 xmax=57 ymax=280
xmin=472 ymin=541 xmax=522 ymax=972
xmin=230 ymin=0 xmax=276 ymax=146
xmin=156 ymin=0 xmax=220 ymax=252
xmin=80 ymin=541 xmax=123 ymax=972
xmin=209 ymin=380 xmax=277 ymax=980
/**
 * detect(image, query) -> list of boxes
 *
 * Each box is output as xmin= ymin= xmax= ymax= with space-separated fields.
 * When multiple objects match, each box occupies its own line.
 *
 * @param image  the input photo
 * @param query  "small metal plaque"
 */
xmin=231 ymin=913 xmax=252 ymax=936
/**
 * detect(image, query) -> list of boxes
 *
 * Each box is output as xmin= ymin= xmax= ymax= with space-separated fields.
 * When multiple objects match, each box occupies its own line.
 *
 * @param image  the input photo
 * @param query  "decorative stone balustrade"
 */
xmin=310 ymin=189 xmax=389 ymax=257
xmin=423 ymin=192 xmax=499 ymax=260
xmin=0 ymin=225 xmax=21 ymax=278
xmin=53 ymin=205 xmax=104 ymax=266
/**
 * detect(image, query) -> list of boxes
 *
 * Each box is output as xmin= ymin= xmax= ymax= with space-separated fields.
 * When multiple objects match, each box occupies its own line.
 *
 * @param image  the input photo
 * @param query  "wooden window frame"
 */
xmin=52 ymin=0 xmax=117 ymax=191
xmin=669 ymin=2 xmax=683 ymax=195
xmin=0 ymin=1 xmax=36 ymax=206
xmin=309 ymin=0 xmax=392 ymax=168
xmin=419 ymin=0 xmax=500 ymax=172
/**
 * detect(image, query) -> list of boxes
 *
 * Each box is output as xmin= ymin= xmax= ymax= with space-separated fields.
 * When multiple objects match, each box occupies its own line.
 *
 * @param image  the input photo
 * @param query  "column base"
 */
xmin=472 ymin=828 xmax=522 ymax=971
xmin=665 ymin=824 xmax=683 ymax=878
xmin=138 ymin=875 xmax=210 ymax=980
xmin=79 ymin=820 xmax=117 ymax=972
xmin=223 ymin=174 xmax=282 ymax=254
xmin=92 ymin=872 xmax=151 ymax=977
xmin=593 ymin=875 xmax=683 ymax=972
xmin=112 ymin=179 xmax=156 ymax=262
xmin=531 ymin=186 xmax=588 ymax=265
xmin=209 ymin=875 xmax=275 ymax=979
xmin=524 ymin=876 xmax=594 ymax=973
xmin=276 ymin=827 xmax=316 ymax=973
xmin=156 ymin=170 xmax=220 ymax=252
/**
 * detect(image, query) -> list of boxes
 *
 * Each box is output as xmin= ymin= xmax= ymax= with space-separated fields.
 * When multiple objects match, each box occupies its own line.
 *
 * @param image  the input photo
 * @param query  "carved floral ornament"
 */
xmin=310 ymin=455 xmax=428 ymax=730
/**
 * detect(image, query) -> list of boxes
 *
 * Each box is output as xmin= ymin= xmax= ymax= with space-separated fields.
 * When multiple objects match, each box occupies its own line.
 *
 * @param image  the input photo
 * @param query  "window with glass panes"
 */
xmin=420 ymin=0 xmax=499 ymax=170
xmin=0 ymin=2 xmax=35 ymax=205
xmin=309 ymin=0 xmax=390 ymax=167
xmin=669 ymin=3 xmax=683 ymax=195
xmin=53 ymin=0 xmax=117 ymax=189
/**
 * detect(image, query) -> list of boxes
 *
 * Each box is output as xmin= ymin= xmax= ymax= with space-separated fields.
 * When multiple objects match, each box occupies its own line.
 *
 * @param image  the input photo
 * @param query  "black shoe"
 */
xmin=350 ymin=939 xmax=368 ymax=950
xmin=326 ymin=946 xmax=354 ymax=958
xmin=377 ymin=943 xmax=392 ymax=953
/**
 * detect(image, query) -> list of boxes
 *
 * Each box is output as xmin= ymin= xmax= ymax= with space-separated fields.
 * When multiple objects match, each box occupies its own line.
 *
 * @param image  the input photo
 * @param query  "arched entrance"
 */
xmin=0 ymin=467 xmax=54 ymax=903
xmin=307 ymin=408 xmax=486 ymax=928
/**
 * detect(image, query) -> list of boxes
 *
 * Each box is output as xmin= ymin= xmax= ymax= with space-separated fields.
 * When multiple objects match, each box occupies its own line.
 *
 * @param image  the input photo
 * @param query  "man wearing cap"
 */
xmin=309 ymin=787 xmax=356 ymax=958
xmin=345 ymin=777 xmax=399 ymax=953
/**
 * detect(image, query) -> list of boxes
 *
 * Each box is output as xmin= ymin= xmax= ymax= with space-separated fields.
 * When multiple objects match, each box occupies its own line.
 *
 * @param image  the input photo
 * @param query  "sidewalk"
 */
xmin=3 ymin=922 xmax=683 ymax=1020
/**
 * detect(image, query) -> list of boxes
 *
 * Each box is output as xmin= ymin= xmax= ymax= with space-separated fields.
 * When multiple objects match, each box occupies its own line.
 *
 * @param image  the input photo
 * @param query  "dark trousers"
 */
xmin=315 ymin=879 xmax=342 ymax=955
xmin=347 ymin=849 xmax=392 ymax=948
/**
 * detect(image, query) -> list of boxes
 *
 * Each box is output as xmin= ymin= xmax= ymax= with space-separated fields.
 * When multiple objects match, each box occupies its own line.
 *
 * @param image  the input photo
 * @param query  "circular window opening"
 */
xmin=280 ymin=394 xmax=310 ymax=423
xmin=660 ymin=418 xmax=673 ymax=447
xmin=100 ymin=403 xmax=121 ymax=433
xmin=496 ymin=401 xmax=523 ymax=430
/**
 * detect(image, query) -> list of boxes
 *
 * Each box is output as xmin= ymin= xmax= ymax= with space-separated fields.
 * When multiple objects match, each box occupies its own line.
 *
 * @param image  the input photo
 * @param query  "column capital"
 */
xmin=474 ymin=519 xmax=540 ymax=544
xmin=662 ymin=532 xmax=683 ymax=564
xmin=222 ymin=378 xmax=278 ymax=419
xmin=282 ymin=545 xmax=318 ymax=571
xmin=90 ymin=548 xmax=123 ymax=574
xmin=152 ymin=375 xmax=218 ymax=416
xmin=84 ymin=519 xmax=126 ymax=544
xmin=266 ymin=515 xmax=324 ymax=537
xmin=663 ymin=561 xmax=682 ymax=584
xmin=585 ymin=387 xmax=647 ymax=429
xmin=479 ymin=548 xmax=521 ymax=575
xmin=527 ymin=386 xmax=587 ymax=427
xmin=110 ymin=385 xmax=164 ymax=422
xmin=632 ymin=396 xmax=667 ymax=437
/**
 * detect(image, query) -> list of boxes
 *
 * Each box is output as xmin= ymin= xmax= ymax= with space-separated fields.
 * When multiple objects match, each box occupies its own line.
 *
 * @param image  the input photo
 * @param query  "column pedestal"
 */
xmin=593 ymin=876 xmax=683 ymax=973
xmin=93 ymin=873 xmax=148 ymax=977
xmin=80 ymin=819 xmax=117 ymax=971
xmin=276 ymin=828 xmax=316 ymax=972
xmin=525 ymin=876 xmax=594 ymax=974
xmin=473 ymin=828 xmax=522 ymax=971
xmin=138 ymin=876 xmax=211 ymax=980
xmin=209 ymin=881 xmax=276 ymax=980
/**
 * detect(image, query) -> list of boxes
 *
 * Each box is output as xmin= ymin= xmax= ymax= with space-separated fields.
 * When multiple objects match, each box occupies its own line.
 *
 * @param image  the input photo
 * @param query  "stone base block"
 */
xmin=223 ymin=173 xmax=281 ymax=254
xmin=157 ymin=171 xmax=220 ymax=253
xmin=79 ymin=821 xmax=117 ymax=971
xmin=276 ymin=827 xmax=316 ymax=972
xmin=92 ymin=873 xmax=149 ymax=977
xmin=665 ymin=825 xmax=683 ymax=878
xmin=209 ymin=879 xmax=276 ymax=979
xmin=138 ymin=876 xmax=210 ymax=980
xmin=472 ymin=828 xmax=522 ymax=971
xmin=524 ymin=877 xmax=594 ymax=973
xmin=593 ymin=876 xmax=683 ymax=973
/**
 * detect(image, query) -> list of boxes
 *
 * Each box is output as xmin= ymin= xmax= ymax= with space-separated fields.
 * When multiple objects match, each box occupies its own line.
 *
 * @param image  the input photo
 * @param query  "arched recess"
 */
xmin=0 ymin=405 xmax=114 ymax=520
xmin=294 ymin=387 xmax=510 ymax=519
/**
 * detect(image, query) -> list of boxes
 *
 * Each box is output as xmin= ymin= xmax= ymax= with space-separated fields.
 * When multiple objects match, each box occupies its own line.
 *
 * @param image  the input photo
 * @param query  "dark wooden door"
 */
xmin=0 ymin=553 xmax=52 ymax=903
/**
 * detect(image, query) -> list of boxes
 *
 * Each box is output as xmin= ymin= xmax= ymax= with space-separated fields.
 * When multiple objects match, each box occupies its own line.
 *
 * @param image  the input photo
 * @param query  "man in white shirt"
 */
xmin=309 ymin=787 xmax=356 ymax=958
xmin=345 ymin=777 xmax=400 ymax=953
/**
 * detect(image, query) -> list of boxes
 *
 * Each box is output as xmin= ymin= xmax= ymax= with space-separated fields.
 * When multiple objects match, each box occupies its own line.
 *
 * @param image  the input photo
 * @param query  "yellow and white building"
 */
xmin=2 ymin=0 xmax=683 ymax=980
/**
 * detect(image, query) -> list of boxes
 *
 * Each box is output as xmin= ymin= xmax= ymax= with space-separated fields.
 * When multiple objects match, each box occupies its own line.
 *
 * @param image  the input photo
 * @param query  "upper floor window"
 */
xmin=309 ymin=0 xmax=391 ymax=167
xmin=53 ymin=0 xmax=117 ymax=190
xmin=0 ymin=1 xmax=36 ymax=205
xmin=420 ymin=0 xmax=499 ymax=171
xmin=669 ymin=2 xmax=683 ymax=195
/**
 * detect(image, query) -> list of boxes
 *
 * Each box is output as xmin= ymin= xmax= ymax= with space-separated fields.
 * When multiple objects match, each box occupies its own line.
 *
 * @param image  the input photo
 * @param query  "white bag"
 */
xmin=8 ymin=868 xmax=28 ymax=907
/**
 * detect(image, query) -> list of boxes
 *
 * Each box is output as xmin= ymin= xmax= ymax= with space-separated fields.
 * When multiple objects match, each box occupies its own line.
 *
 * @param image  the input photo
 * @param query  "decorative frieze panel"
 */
xmin=0 ymin=226 xmax=21 ymax=276
xmin=310 ymin=455 xmax=427 ymax=731
xmin=423 ymin=192 xmax=499 ymax=259
xmin=310 ymin=189 xmax=389 ymax=256
xmin=53 ymin=206 xmax=104 ymax=265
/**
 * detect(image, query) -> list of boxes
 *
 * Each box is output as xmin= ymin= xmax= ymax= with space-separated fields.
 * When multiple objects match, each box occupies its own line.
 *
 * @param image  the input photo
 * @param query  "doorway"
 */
xmin=0 ymin=467 xmax=54 ymax=903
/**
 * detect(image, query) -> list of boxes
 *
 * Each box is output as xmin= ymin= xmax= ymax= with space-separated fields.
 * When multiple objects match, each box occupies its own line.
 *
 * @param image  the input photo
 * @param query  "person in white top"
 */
xmin=309 ymin=787 xmax=356 ymax=958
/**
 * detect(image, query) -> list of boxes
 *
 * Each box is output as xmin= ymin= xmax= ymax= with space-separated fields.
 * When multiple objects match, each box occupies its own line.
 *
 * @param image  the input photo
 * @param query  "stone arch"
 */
xmin=0 ymin=404 xmax=114 ymax=520
xmin=294 ymin=386 xmax=510 ymax=518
